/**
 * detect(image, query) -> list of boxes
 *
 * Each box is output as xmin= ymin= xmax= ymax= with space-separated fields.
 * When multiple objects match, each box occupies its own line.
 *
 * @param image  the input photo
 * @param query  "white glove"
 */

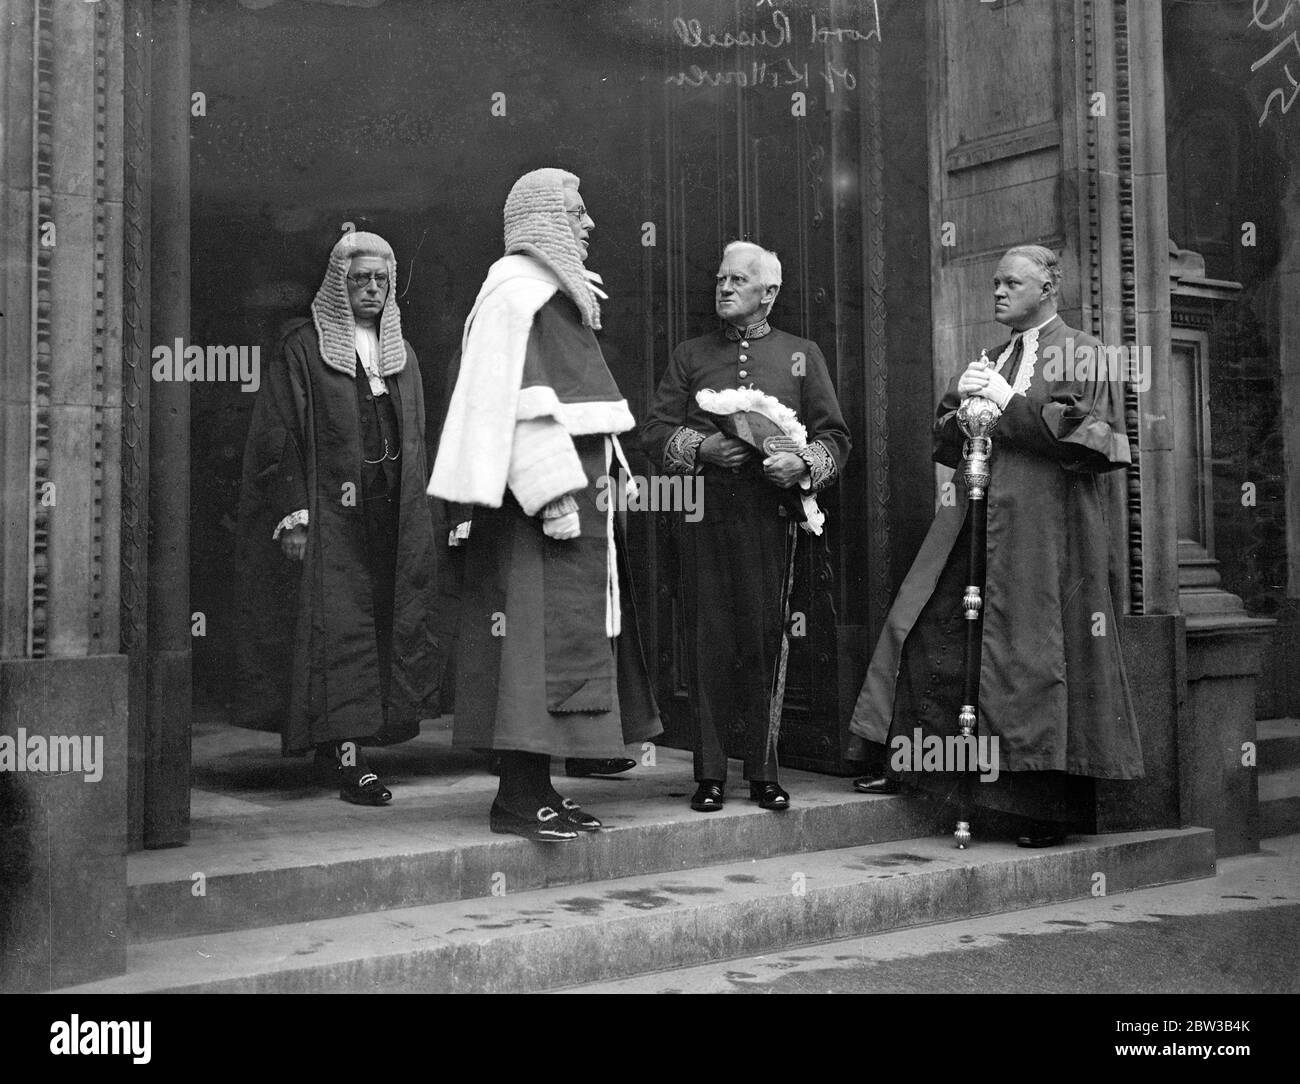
xmin=542 ymin=511 xmax=580 ymax=540
xmin=981 ymin=370 xmax=1016 ymax=409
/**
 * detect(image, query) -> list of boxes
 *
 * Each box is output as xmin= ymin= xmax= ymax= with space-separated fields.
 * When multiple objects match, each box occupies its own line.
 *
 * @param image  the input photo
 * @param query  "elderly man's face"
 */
xmin=347 ymin=255 xmax=390 ymax=322
xmin=715 ymin=249 xmax=776 ymax=328
xmin=993 ymin=254 xmax=1052 ymax=330
xmin=562 ymin=185 xmax=594 ymax=260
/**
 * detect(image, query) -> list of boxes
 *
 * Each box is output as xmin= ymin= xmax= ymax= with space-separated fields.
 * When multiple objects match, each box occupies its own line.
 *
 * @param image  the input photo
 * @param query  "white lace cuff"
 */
xmin=542 ymin=494 xmax=580 ymax=520
xmin=273 ymin=509 xmax=308 ymax=540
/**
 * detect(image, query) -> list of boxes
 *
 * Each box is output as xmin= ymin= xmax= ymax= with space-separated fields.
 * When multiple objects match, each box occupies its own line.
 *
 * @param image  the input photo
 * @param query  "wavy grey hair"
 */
xmin=503 ymin=167 xmax=600 ymax=329
xmin=1003 ymin=244 xmax=1062 ymax=294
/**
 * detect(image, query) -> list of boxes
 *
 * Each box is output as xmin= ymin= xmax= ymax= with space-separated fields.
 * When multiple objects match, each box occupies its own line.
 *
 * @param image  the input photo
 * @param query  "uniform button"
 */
xmin=738 ymin=353 xmax=748 ymax=361
xmin=741 ymin=340 xmax=749 ymax=348
xmin=739 ymin=370 xmax=748 ymax=378
xmin=365 ymin=394 xmax=373 ymax=401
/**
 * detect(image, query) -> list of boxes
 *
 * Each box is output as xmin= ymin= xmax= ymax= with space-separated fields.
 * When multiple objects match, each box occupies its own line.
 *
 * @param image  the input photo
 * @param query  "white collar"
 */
xmin=993 ymin=313 xmax=1058 ymax=395
xmin=354 ymin=324 xmax=387 ymax=396
xmin=583 ymin=267 xmax=609 ymax=300
xmin=1010 ymin=313 xmax=1059 ymax=341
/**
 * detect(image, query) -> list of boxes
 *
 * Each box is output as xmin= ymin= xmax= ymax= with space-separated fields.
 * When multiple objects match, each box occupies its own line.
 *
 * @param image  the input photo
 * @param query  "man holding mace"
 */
xmin=849 ymin=244 xmax=1143 ymax=847
xmin=642 ymin=241 xmax=851 ymax=813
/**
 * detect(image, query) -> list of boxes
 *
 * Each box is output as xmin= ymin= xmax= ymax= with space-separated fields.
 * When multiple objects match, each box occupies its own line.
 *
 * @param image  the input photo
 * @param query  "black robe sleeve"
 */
xmin=800 ymin=341 xmax=852 ymax=488
xmin=995 ymin=375 xmax=1131 ymax=473
xmin=933 ymin=375 xmax=966 ymax=470
xmin=245 ymin=325 xmax=311 ymax=526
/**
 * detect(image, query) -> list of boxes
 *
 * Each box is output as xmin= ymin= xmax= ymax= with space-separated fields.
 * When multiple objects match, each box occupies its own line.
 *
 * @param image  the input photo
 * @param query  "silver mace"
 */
xmin=952 ymin=350 xmax=1003 ymax=848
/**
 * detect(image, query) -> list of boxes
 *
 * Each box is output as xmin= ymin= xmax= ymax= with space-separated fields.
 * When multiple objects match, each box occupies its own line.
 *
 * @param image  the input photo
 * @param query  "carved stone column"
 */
xmin=0 ymin=0 xmax=128 ymax=991
xmin=1167 ymin=248 xmax=1274 ymax=857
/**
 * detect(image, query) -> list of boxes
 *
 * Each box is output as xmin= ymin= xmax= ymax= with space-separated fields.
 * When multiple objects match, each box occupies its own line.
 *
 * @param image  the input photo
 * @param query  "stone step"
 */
xmin=130 ymin=719 xmax=940 ymax=943
xmin=1258 ymin=718 xmax=1300 ymax=772
xmin=64 ymin=827 xmax=1215 ymax=994
xmin=1260 ymin=765 xmax=1300 ymax=840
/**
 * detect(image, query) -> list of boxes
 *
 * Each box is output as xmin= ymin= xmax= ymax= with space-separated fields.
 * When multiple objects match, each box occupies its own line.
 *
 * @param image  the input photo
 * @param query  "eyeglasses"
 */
xmin=565 ymin=207 xmax=588 ymax=220
xmin=346 ymin=271 xmax=390 ymax=288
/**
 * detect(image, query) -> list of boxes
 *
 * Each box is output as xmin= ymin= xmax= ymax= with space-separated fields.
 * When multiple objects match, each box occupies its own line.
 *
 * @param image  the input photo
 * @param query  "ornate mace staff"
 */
xmin=952 ymin=350 xmax=1002 ymax=849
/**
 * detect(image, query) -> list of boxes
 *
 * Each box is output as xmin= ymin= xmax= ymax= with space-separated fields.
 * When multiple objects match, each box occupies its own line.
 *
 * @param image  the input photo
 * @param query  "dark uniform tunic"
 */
xmin=641 ymin=318 xmax=850 ymax=783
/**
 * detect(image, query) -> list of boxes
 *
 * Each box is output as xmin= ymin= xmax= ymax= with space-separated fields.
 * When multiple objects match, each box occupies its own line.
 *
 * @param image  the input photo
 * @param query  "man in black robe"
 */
xmin=642 ymin=242 xmax=851 ymax=813
xmin=849 ymin=244 xmax=1143 ymax=846
xmin=234 ymin=230 xmax=447 ymax=805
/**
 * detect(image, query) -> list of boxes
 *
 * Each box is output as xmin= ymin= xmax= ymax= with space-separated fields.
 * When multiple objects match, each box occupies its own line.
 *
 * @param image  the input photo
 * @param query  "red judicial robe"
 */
xmin=850 ymin=315 xmax=1144 ymax=787
xmin=448 ymin=295 xmax=662 ymax=757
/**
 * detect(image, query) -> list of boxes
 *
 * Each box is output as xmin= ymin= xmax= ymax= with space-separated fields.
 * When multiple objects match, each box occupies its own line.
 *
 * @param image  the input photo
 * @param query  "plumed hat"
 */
xmin=503 ymin=168 xmax=601 ymax=330
xmin=310 ymin=230 xmax=407 ymax=380
xmin=695 ymin=386 xmax=825 ymax=536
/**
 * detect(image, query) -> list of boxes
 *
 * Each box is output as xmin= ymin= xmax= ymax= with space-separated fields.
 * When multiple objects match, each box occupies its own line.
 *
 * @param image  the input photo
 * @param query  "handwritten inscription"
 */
xmin=676 ymin=7 xmax=878 ymax=48
xmin=1251 ymin=0 xmax=1298 ymax=32
xmin=1249 ymin=0 xmax=1300 ymax=125
xmin=668 ymin=4 xmax=878 ymax=93
xmin=672 ymin=10 xmax=792 ymax=48
xmin=666 ymin=58 xmax=856 ymax=93
xmin=672 ymin=8 xmax=880 ymax=49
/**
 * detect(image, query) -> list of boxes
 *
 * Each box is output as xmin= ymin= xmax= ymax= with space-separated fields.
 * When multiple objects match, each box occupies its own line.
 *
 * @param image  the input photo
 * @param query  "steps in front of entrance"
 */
xmin=62 ymin=828 xmax=1214 ymax=993
xmin=1260 ymin=718 xmax=1300 ymax=839
xmin=124 ymin=721 xmax=943 ymax=944
xmin=68 ymin=720 xmax=1214 ymax=993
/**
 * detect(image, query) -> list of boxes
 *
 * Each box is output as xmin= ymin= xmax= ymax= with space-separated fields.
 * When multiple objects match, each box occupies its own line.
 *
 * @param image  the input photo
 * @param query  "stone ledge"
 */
xmin=61 ymin=827 xmax=1216 ymax=994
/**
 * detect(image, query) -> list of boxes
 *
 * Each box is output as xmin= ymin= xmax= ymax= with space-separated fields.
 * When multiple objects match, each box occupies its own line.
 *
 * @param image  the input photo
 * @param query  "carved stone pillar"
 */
xmin=0 ymin=0 xmax=128 ymax=991
xmin=1167 ymin=247 xmax=1274 ymax=856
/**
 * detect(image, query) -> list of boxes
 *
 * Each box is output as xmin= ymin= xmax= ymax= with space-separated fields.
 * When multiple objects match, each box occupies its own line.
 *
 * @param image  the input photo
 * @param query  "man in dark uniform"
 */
xmin=642 ymin=242 xmax=850 ymax=813
xmin=849 ymin=244 xmax=1143 ymax=847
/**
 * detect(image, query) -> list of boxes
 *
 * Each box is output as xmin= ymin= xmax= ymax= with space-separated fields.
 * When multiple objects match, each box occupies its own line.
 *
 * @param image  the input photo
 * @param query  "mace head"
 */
xmin=958 ymin=393 xmax=1002 ymax=438
xmin=957 ymin=350 xmax=1003 ymax=437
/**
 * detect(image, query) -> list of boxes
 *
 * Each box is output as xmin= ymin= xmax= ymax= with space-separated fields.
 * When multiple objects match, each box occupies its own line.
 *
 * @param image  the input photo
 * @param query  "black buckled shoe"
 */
xmin=489 ymin=802 xmax=580 ymax=842
xmin=564 ymin=757 xmax=636 ymax=778
xmin=749 ymin=781 xmax=790 ymax=811
xmin=853 ymin=775 xmax=901 ymax=795
xmin=556 ymin=797 xmax=602 ymax=832
xmin=1016 ymin=821 xmax=1069 ymax=848
xmin=338 ymin=765 xmax=392 ymax=806
xmin=690 ymin=781 xmax=725 ymax=812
